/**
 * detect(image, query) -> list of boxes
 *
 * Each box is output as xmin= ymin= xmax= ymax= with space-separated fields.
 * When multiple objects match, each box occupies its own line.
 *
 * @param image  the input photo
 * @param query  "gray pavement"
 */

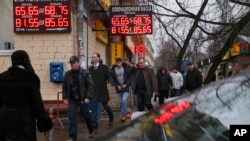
xmin=37 ymin=111 xmax=125 ymax=141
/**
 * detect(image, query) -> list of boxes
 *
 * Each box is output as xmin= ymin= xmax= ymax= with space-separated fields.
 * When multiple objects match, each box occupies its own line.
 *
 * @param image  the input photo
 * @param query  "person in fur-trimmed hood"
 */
xmin=110 ymin=58 xmax=133 ymax=122
xmin=0 ymin=50 xmax=52 ymax=141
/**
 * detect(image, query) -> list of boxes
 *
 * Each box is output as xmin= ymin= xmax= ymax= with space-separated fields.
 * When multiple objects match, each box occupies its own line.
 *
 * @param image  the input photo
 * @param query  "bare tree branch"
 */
xmin=176 ymin=0 xmax=209 ymax=70
xmin=204 ymin=11 xmax=250 ymax=84
xmin=230 ymin=0 xmax=250 ymax=7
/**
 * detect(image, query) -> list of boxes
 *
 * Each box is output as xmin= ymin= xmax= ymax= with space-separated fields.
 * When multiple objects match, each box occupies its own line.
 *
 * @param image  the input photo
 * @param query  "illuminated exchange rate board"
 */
xmin=109 ymin=5 xmax=152 ymax=35
xmin=13 ymin=0 xmax=71 ymax=33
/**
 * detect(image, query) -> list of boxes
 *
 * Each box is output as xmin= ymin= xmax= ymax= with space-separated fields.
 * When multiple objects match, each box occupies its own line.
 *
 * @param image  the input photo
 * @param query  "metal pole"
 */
xmin=48 ymin=108 xmax=54 ymax=141
xmin=77 ymin=0 xmax=85 ymax=68
xmin=86 ymin=0 xmax=89 ymax=67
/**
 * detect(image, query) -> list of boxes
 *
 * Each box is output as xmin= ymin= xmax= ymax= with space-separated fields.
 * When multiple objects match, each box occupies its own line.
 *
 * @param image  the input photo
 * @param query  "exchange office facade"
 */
xmin=0 ymin=0 xmax=114 ymax=101
xmin=0 ymin=0 xmax=153 ymax=108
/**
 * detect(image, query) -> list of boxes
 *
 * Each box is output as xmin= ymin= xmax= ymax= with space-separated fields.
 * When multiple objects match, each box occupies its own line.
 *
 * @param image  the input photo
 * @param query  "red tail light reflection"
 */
xmin=154 ymin=101 xmax=191 ymax=124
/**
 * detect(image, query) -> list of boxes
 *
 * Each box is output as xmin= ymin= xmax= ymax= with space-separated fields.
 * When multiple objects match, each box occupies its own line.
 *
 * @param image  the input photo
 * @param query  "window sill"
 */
xmin=0 ymin=50 xmax=14 ymax=56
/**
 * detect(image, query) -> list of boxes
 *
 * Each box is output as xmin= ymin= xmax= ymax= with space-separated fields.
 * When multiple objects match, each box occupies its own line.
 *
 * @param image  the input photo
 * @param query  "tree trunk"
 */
xmin=203 ymin=11 xmax=250 ymax=84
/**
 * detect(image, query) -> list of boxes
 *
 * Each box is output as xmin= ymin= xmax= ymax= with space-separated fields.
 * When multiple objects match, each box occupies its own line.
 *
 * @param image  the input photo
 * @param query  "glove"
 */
xmin=37 ymin=116 xmax=53 ymax=132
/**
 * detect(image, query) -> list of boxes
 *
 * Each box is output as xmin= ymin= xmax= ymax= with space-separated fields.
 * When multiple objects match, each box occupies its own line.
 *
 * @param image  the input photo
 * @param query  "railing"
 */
xmin=55 ymin=92 xmax=65 ymax=129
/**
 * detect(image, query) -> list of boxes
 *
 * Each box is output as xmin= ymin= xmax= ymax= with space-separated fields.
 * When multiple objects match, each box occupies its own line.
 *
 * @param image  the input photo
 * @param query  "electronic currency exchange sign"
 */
xmin=13 ymin=0 xmax=71 ymax=33
xmin=109 ymin=5 xmax=152 ymax=35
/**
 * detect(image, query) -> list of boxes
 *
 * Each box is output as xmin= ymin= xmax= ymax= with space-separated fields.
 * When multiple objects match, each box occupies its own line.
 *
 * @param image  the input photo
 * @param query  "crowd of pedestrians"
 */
xmin=60 ymin=55 xmax=205 ymax=140
xmin=0 ymin=50 xmax=207 ymax=141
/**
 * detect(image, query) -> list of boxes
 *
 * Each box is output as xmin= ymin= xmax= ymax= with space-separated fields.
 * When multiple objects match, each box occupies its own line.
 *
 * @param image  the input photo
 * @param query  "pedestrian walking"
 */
xmin=180 ymin=70 xmax=186 ymax=94
xmin=132 ymin=57 xmax=158 ymax=111
xmin=185 ymin=62 xmax=203 ymax=93
xmin=170 ymin=68 xmax=183 ymax=97
xmin=0 ymin=50 xmax=52 ymax=141
xmin=62 ymin=56 xmax=95 ymax=140
xmin=110 ymin=58 xmax=133 ymax=122
xmin=89 ymin=52 xmax=114 ymax=127
xmin=156 ymin=67 xmax=173 ymax=105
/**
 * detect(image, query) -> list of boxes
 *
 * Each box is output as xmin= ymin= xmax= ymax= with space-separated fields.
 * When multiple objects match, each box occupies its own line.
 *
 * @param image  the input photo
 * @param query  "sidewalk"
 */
xmin=37 ymin=111 xmax=125 ymax=141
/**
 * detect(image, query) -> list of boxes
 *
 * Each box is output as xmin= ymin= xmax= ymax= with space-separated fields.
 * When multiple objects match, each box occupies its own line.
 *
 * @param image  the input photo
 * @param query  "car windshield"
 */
xmin=95 ymin=70 xmax=250 ymax=141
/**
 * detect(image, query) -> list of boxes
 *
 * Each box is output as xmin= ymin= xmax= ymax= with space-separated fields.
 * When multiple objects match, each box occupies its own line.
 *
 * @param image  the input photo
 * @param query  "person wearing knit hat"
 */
xmin=0 ymin=50 xmax=52 ymax=141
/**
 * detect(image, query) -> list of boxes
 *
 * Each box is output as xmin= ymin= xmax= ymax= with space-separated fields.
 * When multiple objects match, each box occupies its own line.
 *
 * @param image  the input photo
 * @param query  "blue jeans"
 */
xmin=117 ymin=91 xmax=129 ymax=116
xmin=88 ymin=100 xmax=101 ymax=121
xmin=136 ymin=90 xmax=153 ymax=111
xmin=88 ymin=100 xmax=101 ymax=129
xmin=89 ymin=100 xmax=113 ymax=125
xmin=68 ymin=100 xmax=94 ymax=140
xmin=172 ymin=89 xmax=181 ymax=97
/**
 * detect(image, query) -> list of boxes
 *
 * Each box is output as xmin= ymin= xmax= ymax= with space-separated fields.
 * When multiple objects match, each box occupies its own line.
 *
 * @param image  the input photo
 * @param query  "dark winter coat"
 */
xmin=62 ymin=68 xmax=95 ymax=100
xmin=89 ymin=64 xmax=112 ymax=102
xmin=157 ymin=72 xmax=173 ymax=91
xmin=110 ymin=63 xmax=133 ymax=93
xmin=185 ymin=68 xmax=203 ymax=91
xmin=0 ymin=67 xmax=52 ymax=141
xmin=132 ymin=66 xmax=158 ymax=97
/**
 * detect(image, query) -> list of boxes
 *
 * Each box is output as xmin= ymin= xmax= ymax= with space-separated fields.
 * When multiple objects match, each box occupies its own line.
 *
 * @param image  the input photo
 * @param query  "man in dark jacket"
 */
xmin=185 ymin=62 xmax=203 ymax=92
xmin=62 ymin=56 xmax=95 ymax=140
xmin=132 ymin=57 xmax=158 ymax=111
xmin=110 ymin=58 xmax=133 ymax=122
xmin=0 ymin=50 xmax=52 ymax=141
xmin=89 ymin=52 xmax=114 ymax=126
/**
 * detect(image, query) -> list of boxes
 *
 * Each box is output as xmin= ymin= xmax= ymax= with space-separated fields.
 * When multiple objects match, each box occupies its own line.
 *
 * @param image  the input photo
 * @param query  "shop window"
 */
xmin=0 ymin=0 xmax=14 ymax=55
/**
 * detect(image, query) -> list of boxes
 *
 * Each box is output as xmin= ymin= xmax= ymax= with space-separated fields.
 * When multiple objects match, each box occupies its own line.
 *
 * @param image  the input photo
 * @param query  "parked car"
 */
xmin=95 ymin=70 xmax=250 ymax=141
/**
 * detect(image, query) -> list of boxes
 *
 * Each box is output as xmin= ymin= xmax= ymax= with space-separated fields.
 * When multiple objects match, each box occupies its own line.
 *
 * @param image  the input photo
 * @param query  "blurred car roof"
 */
xmin=95 ymin=70 xmax=250 ymax=141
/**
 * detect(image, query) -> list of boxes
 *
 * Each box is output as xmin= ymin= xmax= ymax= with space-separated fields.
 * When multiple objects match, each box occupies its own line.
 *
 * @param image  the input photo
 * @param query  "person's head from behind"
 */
xmin=92 ymin=52 xmax=100 ymax=64
xmin=137 ymin=57 xmax=146 ymax=69
xmin=11 ymin=50 xmax=35 ymax=73
xmin=158 ymin=67 xmax=167 ymax=74
xmin=115 ymin=58 xmax=123 ymax=68
xmin=69 ymin=56 xmax=80 ymax=70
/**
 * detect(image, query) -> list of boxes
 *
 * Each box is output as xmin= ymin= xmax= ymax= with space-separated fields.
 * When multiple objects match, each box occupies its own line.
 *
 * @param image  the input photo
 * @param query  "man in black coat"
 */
xmin=0 ymin=50 xmax=52 ymax=141
xmin=185 ymin=62 xmax=203 ymax=92
xmin=89 ymin=52 xmax=114 ymax=126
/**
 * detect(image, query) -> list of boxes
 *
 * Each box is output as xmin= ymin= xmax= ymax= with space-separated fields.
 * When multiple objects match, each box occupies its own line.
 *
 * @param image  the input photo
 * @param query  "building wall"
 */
xmin=0 ymin=0 xmax=135 ymax=109
xmin=0 ymin=0 xmax=14 ymax=50
xmin=14 ymin=34 xmax=75 ymax=100
xmin=0 ymin=0 xmax=109 ymax=101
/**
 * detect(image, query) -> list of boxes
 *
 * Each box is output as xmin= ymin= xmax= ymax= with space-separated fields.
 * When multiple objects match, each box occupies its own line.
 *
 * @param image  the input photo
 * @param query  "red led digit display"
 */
xmin=13 ymin=0 xmax=71 ymax=33
xmin=109 ymin=6 xmax=153 ymax=35
xmin=154 ymin=101 xmax=191 ymax=124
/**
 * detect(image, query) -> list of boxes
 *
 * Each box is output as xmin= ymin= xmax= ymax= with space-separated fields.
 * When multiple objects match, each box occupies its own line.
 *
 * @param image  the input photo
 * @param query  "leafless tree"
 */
xmin=146 ymin=0 xmax=250 ymax=84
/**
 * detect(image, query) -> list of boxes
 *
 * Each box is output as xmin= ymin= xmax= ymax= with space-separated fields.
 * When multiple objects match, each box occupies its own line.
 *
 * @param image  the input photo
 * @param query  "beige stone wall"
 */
xmin=13 ymin=33 xmax=75 ymax=100
xmin=0 ymin=0 xmax=124 ymax=110
xmin=0 ymin=18 xmax=108 ymax=102
xmin=11 ymin=28 xmax=108 ymax=101
xmin=0 ymin=55 xmax=12 ymax=71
